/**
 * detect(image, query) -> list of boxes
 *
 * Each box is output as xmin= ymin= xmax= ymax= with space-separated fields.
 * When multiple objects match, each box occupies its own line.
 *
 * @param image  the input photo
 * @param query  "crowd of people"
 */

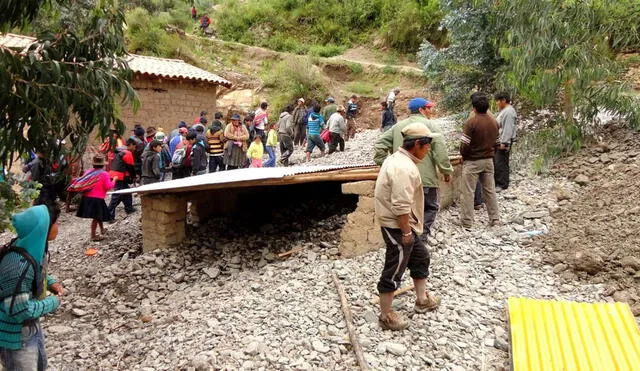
xmin=373 ymin=92 xmax=517 ymax=330
xmin=0 ymin=90 xmax=517 ymax=371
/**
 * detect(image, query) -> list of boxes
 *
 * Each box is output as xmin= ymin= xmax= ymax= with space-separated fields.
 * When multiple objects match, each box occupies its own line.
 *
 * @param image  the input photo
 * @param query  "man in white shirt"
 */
xmin=386 ymin=88 xmax=400 ymax=112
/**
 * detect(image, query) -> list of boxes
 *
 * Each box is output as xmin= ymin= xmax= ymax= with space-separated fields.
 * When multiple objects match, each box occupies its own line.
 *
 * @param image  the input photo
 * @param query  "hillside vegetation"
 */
xmin=214 ymin=0 xmax=444 ymax=57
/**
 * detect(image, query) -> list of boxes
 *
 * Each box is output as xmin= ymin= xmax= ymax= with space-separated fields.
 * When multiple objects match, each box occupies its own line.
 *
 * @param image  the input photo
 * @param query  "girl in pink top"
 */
xmin=76 ymin=155 xmax=116 ymax=241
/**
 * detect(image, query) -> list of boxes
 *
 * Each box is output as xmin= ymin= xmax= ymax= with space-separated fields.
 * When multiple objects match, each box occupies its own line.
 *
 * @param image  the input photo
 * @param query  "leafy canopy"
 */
xmin=420 ymin=0 xmax=640 ymax=131
xmin=0 ymin=0 xmax=138 ymax=230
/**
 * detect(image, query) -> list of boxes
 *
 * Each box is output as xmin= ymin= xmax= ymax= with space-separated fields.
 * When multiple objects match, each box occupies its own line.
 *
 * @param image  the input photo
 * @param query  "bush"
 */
xmin=308 ymin=44 xmax=345 ymax=57
xmin=345 ymin=82 xmax=376 ymax=97
xmin=214 ymin=0 xmax=445 ymax=54
xmin=262 ymin=57 xmax=325 ymax=113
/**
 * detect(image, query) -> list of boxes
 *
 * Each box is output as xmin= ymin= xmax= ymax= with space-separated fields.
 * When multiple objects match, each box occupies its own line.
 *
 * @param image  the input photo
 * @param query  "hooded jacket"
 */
xmin=0 ymin=205 xmax=59 ymax=350
xmin=141 ymin=146 xmax=161 ymax=181
xmin=277 ymin=112 xmax=294 ymax=137
xmin=191 ymin=140 xmax=208 ymax=174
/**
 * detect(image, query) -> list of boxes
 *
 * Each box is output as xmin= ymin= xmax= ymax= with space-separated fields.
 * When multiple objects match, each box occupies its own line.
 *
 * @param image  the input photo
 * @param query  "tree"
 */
xmin=419 ymin=0 xmax=640 ymax=137
xmin=418 ymin=0 xmax=504 ymax=111
xmin=495 ymin=0 xmax=640 ymax=130
xmin=0 ymin=0 xmax=139 ymax=230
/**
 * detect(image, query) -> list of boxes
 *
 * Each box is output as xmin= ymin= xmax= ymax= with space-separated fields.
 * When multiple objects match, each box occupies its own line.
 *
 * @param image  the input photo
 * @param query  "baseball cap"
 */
xmin=325 ymin=97 xmax=335 ymax=103
xmin=401 ymin=123 xmax=441 ymax=140
xmin=231 ymin=114 xmax=241 ymax=120
xmin=408 ymin=98 xmax=436 ymax=112
xmin=298 ymin=98 xmax=305 ymax=103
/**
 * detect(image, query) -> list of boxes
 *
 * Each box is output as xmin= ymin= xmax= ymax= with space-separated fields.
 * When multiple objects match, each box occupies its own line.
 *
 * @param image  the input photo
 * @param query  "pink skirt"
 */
xmin=250 ymin=158 xmax=263 ymax=168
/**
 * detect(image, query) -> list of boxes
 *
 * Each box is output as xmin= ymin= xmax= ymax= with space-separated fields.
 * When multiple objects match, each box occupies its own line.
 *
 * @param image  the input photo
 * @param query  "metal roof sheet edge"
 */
xmin=112 ymin=164 xmax=378 ymax=195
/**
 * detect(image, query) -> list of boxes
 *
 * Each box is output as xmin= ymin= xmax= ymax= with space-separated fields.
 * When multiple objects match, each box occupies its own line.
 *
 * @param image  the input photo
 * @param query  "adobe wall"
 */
xmin=119 ymin=75 xmax=218 ymax=133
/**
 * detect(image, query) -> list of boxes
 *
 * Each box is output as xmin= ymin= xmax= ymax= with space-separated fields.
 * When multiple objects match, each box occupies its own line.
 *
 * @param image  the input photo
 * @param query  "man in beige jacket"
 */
xmin=374 ymin=123 xmax=442 ymax=331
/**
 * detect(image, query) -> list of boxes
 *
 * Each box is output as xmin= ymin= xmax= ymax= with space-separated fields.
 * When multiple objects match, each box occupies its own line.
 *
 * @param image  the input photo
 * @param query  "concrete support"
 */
xmin=141 ymin=194 xmax=187 ymax=252
xmin=340 ymin=181 xmax=384 ymax=258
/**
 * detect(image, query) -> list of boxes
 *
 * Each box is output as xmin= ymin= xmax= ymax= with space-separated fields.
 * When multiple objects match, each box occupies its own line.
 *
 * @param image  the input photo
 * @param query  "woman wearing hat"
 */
xmin=75 ymin=155 xmax=116 ymax=241
xmin=223 ymin=114 xmax=250 ymax=170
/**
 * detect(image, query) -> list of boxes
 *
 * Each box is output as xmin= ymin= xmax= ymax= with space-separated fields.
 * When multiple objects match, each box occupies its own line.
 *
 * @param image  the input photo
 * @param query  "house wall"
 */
xmin=119 ymin=75 xmax=218 ymax=133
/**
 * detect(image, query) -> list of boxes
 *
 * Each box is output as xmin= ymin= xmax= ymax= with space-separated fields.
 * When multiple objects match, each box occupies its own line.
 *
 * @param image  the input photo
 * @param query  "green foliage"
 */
xmin=512 ymin=119 xmax=583 ymax=175
xmin=261 ymin=57 xmax=324 ymax=114
xmin=215 ymin=0 xmax=445 ymax=55
xmin=496 ymin=0 xmax=640 ymax=129
xmin=0 ymin=0 xmax=138 ymax=230
xmin=0 ymin=174 xmax=41 ymax=232
xmin=345 ymin=82 xmax=376 ymax=97
xmin=347 ymin=62 xmax=364 ymax=74
xmin=418 ymin=1 xmax=504 ymax=111
xmin=308 ymin=44 xmax=345 ymax=58
xmin=125 ymin=7 xmax=183 ymax=56
xmin=382 ymin=66 xmax=397 ymax=75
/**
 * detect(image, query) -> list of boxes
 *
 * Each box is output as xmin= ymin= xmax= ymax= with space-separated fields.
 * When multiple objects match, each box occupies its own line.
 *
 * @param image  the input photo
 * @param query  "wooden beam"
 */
xmin=331 ymin=271 xmax=369 ymax=371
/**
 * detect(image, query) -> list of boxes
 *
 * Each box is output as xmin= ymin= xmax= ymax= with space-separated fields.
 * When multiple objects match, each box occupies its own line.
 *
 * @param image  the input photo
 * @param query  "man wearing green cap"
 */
xmin=374 ymin=97 xmax=453 ymax=239
xmin=375 ymin=122 xmax=442 ymax=330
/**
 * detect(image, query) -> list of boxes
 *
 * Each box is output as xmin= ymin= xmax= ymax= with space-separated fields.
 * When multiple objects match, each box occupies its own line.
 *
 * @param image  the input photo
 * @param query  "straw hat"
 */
xmin=92 ymin=155 xmax=106 ymax=166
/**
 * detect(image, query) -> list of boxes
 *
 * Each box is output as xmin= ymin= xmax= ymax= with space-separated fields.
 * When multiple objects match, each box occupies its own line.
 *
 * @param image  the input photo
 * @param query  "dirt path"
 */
xmin=329 ymin=47 xmax=424 ymax=75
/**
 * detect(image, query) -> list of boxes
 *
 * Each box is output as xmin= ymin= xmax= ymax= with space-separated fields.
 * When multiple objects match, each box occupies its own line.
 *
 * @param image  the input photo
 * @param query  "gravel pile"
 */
xmin=3 ymin=118 xmax=632 ymax=370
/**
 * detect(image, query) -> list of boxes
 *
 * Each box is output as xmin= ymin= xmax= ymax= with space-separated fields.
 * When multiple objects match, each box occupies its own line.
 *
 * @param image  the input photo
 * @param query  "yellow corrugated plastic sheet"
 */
xmin=508 ymin=298 xmax=640 ymax=371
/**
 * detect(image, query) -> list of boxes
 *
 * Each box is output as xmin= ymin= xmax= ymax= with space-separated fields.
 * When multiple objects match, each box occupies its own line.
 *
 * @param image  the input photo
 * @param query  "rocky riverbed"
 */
xmin=1 ymin=123 xmax=638 ymax=370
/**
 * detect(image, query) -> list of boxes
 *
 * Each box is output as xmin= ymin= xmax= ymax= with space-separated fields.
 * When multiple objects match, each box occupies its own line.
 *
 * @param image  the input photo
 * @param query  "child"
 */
xmin=264 ymin=123 xmax=278 ymax=167
xmin=247 ymin=135 xmax=264 ymax=168
xmin=76 ymin=155 xmax=115 ymax=241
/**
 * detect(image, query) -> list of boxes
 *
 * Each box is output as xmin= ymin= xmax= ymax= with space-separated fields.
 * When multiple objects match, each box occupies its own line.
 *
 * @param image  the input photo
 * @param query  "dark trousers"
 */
xmin=423 ymin=187 xmax=439 ymax=237
xmin=474 ymin=181 xmax=483 ymax=206
xmin=208 ymin=155 xmax=225 ymax=172
xmin=293 ymin=124 xmax=306 ymax=146
xmin=172 ymin=167 xmax=191 ymax=179
xmin=328 ymin=132 xmax=345 ymax=154
xmin=107 ymin=180 xmax=134 ymax=220
xmin=279 ymin=134 xmax=294 ymax=165
xmin=378 ymin=228 xmax=430 ymax=294
xmin=494 ymin=148 xmax=510 ymax=189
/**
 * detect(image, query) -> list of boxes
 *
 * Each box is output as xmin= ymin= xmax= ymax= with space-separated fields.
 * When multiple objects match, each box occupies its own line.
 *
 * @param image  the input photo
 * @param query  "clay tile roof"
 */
xmin=127 ymin=54 xmax=231 ymax=88
xmin=0 ymin=33 xmax=231 ymax=88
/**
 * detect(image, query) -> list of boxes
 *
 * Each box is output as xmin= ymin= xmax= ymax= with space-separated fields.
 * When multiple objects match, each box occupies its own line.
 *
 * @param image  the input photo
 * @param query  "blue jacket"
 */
xmin=0 ymin=205 xmax=59 ymax=350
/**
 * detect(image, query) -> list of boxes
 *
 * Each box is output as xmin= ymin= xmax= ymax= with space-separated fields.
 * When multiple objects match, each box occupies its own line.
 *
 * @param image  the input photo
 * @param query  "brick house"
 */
xmin=122 ymin=55 xmax=232 ymax=132
xmin=0 ymin=33 xmax=232 ymax=134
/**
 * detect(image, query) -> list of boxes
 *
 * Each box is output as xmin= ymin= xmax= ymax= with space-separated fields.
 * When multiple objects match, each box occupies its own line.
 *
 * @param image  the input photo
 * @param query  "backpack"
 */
xmin=66 ymin=169 xmax=104 ymax=193
xmin=171 ymin=147 xmax=187 ymax=167
xmin=0 ymin=239 xmax=42 ymax=312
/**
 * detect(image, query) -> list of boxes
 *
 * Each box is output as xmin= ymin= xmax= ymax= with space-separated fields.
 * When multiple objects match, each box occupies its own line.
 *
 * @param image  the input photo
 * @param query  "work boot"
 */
xmin=452 ymin=219 xmax=472 ymax=231
xmin=414 ymin=293 xmax=442 ymax=313
xmin=378 ymin=311 xmax=409 ymax=331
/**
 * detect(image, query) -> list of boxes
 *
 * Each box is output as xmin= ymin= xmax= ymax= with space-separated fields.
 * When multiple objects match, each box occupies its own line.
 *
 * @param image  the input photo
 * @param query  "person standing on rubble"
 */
xmin=277 ymin=105 xmax=294 ymax=166
xmin=292 ymin=98 xmax=307 ymax=148
xmin=374 ymin=98 xmax=453 ymax=239
xmin=374 ymin=123 xmax=442 ymax=331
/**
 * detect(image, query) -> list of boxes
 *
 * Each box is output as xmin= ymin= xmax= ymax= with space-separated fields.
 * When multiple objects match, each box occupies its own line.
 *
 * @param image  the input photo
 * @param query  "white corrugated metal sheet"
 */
xmin=113 ymin=164 xmax=376 ymax=195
